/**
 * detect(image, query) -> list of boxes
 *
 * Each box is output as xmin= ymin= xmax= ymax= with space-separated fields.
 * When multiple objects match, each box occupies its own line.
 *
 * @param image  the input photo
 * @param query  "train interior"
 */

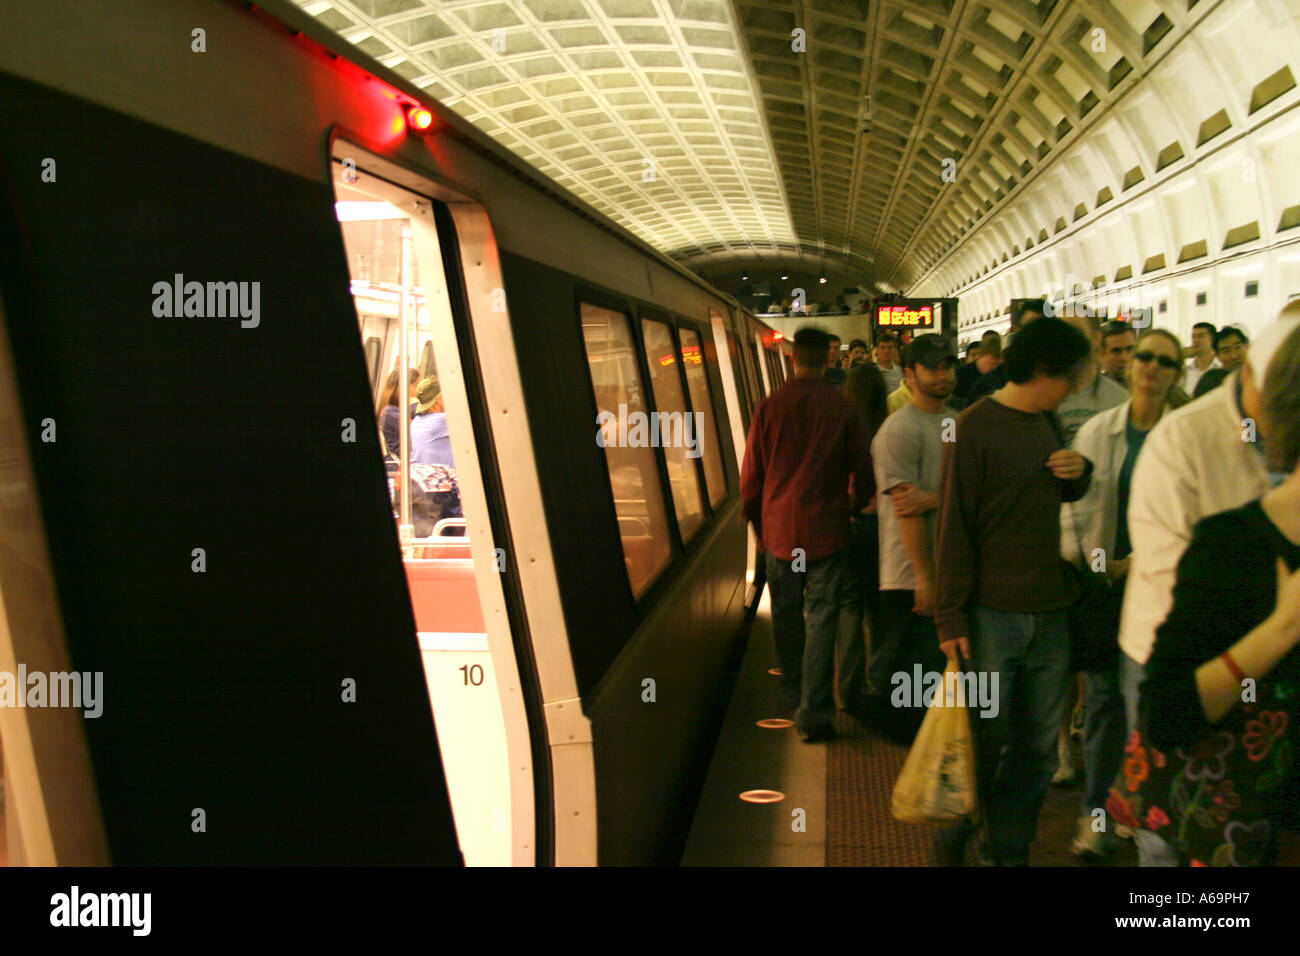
xmin=332 ymin=159 xmax=522 ymax=866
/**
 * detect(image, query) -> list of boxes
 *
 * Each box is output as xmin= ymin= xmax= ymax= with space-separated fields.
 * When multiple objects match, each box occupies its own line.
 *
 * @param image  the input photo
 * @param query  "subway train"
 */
xmin=0 ymin=0 xmax=800 ymax=865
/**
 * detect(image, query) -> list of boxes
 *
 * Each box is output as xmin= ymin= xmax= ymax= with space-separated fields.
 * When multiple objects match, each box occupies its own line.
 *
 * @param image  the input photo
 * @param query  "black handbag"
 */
xmin=1064 ymin=503 xmax=1123 ymax=671
xmin=1043 ymin=408 xmax=1122 ymax=672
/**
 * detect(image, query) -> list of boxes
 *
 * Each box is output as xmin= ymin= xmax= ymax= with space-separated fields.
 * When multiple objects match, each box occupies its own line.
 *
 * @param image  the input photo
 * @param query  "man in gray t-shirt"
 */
xmin=1056 ymin=311 xmax=1129 ymax=444
xmin=1057 ymin=364 xmax=1127 ymax=445
xmin=875 ymin=402 xmax=950 ymax=592
xmin=864 ymin=335 xmax=955 ymax=726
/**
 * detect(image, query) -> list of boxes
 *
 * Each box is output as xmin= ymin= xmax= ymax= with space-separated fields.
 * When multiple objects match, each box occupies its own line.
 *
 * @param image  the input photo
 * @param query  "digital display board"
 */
xmin=876 ymin=303 xmax=934 ymax=328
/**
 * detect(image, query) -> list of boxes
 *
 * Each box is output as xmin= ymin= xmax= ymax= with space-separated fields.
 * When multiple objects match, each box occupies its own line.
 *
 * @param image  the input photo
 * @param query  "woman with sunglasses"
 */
xmin=1059 ymin=327 xmax=1188 ymax=857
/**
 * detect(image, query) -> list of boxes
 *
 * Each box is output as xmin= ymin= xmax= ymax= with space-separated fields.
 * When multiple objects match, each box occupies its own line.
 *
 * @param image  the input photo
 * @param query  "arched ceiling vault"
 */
xmin=294 ymin=0 xmax=1275 ymax=292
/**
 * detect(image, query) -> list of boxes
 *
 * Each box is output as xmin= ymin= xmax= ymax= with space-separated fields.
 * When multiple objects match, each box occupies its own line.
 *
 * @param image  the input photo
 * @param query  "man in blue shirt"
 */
xmin=410 ymin=375 xmax=455 ymax=468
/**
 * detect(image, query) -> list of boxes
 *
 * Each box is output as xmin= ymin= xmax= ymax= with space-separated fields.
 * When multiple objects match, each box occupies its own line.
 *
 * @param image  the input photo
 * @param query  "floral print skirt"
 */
xmin=1107 ymin=703 xmax=1293 ymax=866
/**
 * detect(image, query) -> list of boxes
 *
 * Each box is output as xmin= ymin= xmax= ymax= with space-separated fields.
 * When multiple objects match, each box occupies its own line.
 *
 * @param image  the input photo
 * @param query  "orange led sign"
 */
xmin=876 ymin=304 xmax=934 ymax=328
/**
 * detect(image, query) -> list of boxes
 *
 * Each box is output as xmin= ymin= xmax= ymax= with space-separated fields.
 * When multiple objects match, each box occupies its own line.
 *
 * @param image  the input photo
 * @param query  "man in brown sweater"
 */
xmin=935 ymin=316 xmax=1094 ymax=866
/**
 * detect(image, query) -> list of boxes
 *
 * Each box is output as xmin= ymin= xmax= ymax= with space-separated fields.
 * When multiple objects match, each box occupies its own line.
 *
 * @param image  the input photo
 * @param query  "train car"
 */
xmin=0 ymin=0 xmax=786 ymax=866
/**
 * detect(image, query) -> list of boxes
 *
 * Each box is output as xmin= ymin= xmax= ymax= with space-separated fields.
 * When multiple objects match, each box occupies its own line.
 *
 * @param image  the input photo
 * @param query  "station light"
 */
xmin=780 ymin=273 xmax=788 ymax=280
xmin=818 ymin=275 xmax=827 ymax=284
xmin=740 ymin=272 xmax=749 ymax=280
xmin=406 ymin=105 xmax=433 ymax=131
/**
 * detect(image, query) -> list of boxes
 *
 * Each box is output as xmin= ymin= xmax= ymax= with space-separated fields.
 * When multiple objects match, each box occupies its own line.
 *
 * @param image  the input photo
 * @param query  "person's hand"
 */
xmin=940 ymin=636 xmax=970 ymax=663
xmin=892 ymin=484 xmax=934 ymax=516
xmin=1106 ymin=555 xmax=1131 ymax=583
xmin=1046 ymin=449 xmax=1086 ymax=481
xmin=860 ymin=494 xmax=878 ymax=516
xmin=912 ymin=579 xmax=935 ymax=617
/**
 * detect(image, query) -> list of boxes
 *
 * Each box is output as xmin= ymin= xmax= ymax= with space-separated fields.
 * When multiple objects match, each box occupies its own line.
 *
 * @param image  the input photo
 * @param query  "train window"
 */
xmin=678 ymin=327 xmax=726 ymax=506
xmin=765 ymin=346 xmax=782 ymax=389
xmin=725 ymin=331 xmax=751 ymax=425
xmin=642 ymin=318 xmax=706 ymax=543
xmin=582 ymin=302 xmax=672 ymax=597
xmin=749 ymin=337 xmax=767 ymax=396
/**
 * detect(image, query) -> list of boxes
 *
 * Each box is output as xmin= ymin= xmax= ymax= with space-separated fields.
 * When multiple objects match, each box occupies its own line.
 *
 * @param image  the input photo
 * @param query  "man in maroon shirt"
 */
xmin=741 ymin=326 xmax=875 ymax=741
xmin=935 ymin=316 xmax=1093 ymax=865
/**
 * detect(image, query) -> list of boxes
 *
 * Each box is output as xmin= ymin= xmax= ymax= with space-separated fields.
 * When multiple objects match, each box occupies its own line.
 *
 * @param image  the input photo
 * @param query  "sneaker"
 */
xmin=1050 ymin=735 xmax=1077 ymax=786
xmin=1071 ymin=815 xmax=1117 ymax=857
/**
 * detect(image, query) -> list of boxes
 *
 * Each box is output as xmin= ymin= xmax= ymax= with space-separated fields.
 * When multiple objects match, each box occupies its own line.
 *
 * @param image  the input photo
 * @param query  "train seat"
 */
xmin=405 ymin=559 xmax=485 ymax=634
xmin=620 ymin=534 xmax=657 ymax=591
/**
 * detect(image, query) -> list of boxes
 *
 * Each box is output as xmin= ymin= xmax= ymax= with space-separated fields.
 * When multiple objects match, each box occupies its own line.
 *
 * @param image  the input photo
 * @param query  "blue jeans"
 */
xmin=1120 ymin=652 xmax=1179 ymax=865
xmin=835 ymin=517 xmax=881 ymax=709
xmin=1081 ymin=664 xmax=1127 ymax=815
xmin=1120 ymin=652 xmax=1145 ymax=737
xmin=867 ymin=590 xmax=944 ymax=698
xmin=968 ymin=606 xmax=1071 ymax=866
xmin=767 ymin=550 xmax=846 ymax=731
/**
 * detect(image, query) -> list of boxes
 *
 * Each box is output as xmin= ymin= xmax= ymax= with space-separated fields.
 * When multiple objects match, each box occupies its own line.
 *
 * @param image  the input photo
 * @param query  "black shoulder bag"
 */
xmin=1044 ymin=410 xmax=1122 ymax=672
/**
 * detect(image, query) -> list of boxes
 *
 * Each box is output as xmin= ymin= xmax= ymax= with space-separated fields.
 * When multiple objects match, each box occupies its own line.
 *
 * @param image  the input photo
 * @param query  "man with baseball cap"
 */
xmin=862 ymin=334 xmax=958 ymax=736
xmin=410 ymin=374 xmax=455 ymax=468
xmin=1119 ymin=301 xmax=1300 ymax=864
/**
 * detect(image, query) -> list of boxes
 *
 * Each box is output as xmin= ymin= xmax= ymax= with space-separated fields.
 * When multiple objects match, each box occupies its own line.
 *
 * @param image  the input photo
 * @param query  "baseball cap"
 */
xmin=902 ymin=333 xmax=957 ymax=369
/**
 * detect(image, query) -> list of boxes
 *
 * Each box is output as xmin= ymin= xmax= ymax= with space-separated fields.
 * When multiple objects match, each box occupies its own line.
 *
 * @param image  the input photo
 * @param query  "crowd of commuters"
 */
xmin=740 ymin=297 xmax=1300 ymax=867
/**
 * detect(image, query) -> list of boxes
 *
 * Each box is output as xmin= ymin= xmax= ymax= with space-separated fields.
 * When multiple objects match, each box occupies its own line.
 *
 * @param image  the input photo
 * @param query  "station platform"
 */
xmin=683 ymin=593 xmax=1137 ymax=867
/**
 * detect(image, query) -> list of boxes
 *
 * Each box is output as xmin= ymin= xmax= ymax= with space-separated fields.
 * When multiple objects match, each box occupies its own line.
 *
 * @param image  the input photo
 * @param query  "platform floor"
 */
xmin=683 ymin=593 xmax=1136 ymax=866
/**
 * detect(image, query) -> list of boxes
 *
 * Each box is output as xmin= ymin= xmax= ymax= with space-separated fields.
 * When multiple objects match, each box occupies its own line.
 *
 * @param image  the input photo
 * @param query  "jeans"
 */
xmin=1120 ymin=652 xmax=1145 ymax=736
xmin=766 ymin=550 xmax=847 ymax=731
xmin=866 ymin=590 xmax=945 ymax=698
xmin=835 ymin=517 xmax=882 ymax=709
xmin=1120 ymin=652 xmax=1179 ymax=865
xmin=1080 ymin=664 xmax=1127 ymax=815
xmin=968 ymin=606 xmax=1072 ymax=866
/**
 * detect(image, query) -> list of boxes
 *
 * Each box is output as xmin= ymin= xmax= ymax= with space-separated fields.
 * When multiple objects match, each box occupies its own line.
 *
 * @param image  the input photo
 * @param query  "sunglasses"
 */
xmin=1133 ymin=350 xmax=1180 ymax=370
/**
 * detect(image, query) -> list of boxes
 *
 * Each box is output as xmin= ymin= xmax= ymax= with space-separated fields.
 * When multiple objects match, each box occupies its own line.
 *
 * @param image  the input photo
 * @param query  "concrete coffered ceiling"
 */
xmin=294 ymin=0 xmax=1296 ymax=295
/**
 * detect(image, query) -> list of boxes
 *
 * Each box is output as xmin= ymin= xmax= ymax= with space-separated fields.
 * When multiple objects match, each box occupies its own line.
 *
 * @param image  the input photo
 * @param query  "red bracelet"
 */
xmin=1220 ymin=651 xmax=1246 ymax=683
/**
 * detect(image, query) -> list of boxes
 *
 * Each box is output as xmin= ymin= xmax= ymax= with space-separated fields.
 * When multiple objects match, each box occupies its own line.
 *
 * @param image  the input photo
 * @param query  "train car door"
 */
xmin=331 ymin=147 xmax=535 ymax=866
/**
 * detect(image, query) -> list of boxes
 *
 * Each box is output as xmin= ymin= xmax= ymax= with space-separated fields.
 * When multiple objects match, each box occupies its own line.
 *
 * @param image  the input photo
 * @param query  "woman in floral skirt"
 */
xmin=1110 ymin=321 xmax=1300 ymax=865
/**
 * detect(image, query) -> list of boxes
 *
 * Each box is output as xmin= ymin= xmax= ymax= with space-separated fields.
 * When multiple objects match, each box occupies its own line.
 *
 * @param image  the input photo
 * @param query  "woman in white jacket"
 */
xmin=1061 ymin=327 xmax=1187 ymax=857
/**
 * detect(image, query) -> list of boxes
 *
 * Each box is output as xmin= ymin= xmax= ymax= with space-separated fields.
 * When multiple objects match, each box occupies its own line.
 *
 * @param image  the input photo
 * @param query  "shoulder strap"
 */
xmin=1042 ymin=409 xmax=1067 ymax=448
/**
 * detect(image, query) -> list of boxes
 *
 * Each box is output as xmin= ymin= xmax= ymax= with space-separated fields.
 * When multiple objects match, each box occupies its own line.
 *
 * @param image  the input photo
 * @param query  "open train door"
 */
xmin=330 ymin=137 xmax=544 ymax=867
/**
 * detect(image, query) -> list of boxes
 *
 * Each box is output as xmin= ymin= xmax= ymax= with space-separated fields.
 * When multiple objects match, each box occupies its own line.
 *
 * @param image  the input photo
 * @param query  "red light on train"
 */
xmin=407 ymin=106 xmax=433 ymax=131
xmin=773 ymin=331 xmax=784 ymax=341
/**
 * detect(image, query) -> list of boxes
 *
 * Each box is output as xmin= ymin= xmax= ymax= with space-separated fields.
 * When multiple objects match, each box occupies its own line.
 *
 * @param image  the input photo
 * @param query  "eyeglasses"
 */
xmin=1133 ymin=351 xmax=1180 ymax=370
